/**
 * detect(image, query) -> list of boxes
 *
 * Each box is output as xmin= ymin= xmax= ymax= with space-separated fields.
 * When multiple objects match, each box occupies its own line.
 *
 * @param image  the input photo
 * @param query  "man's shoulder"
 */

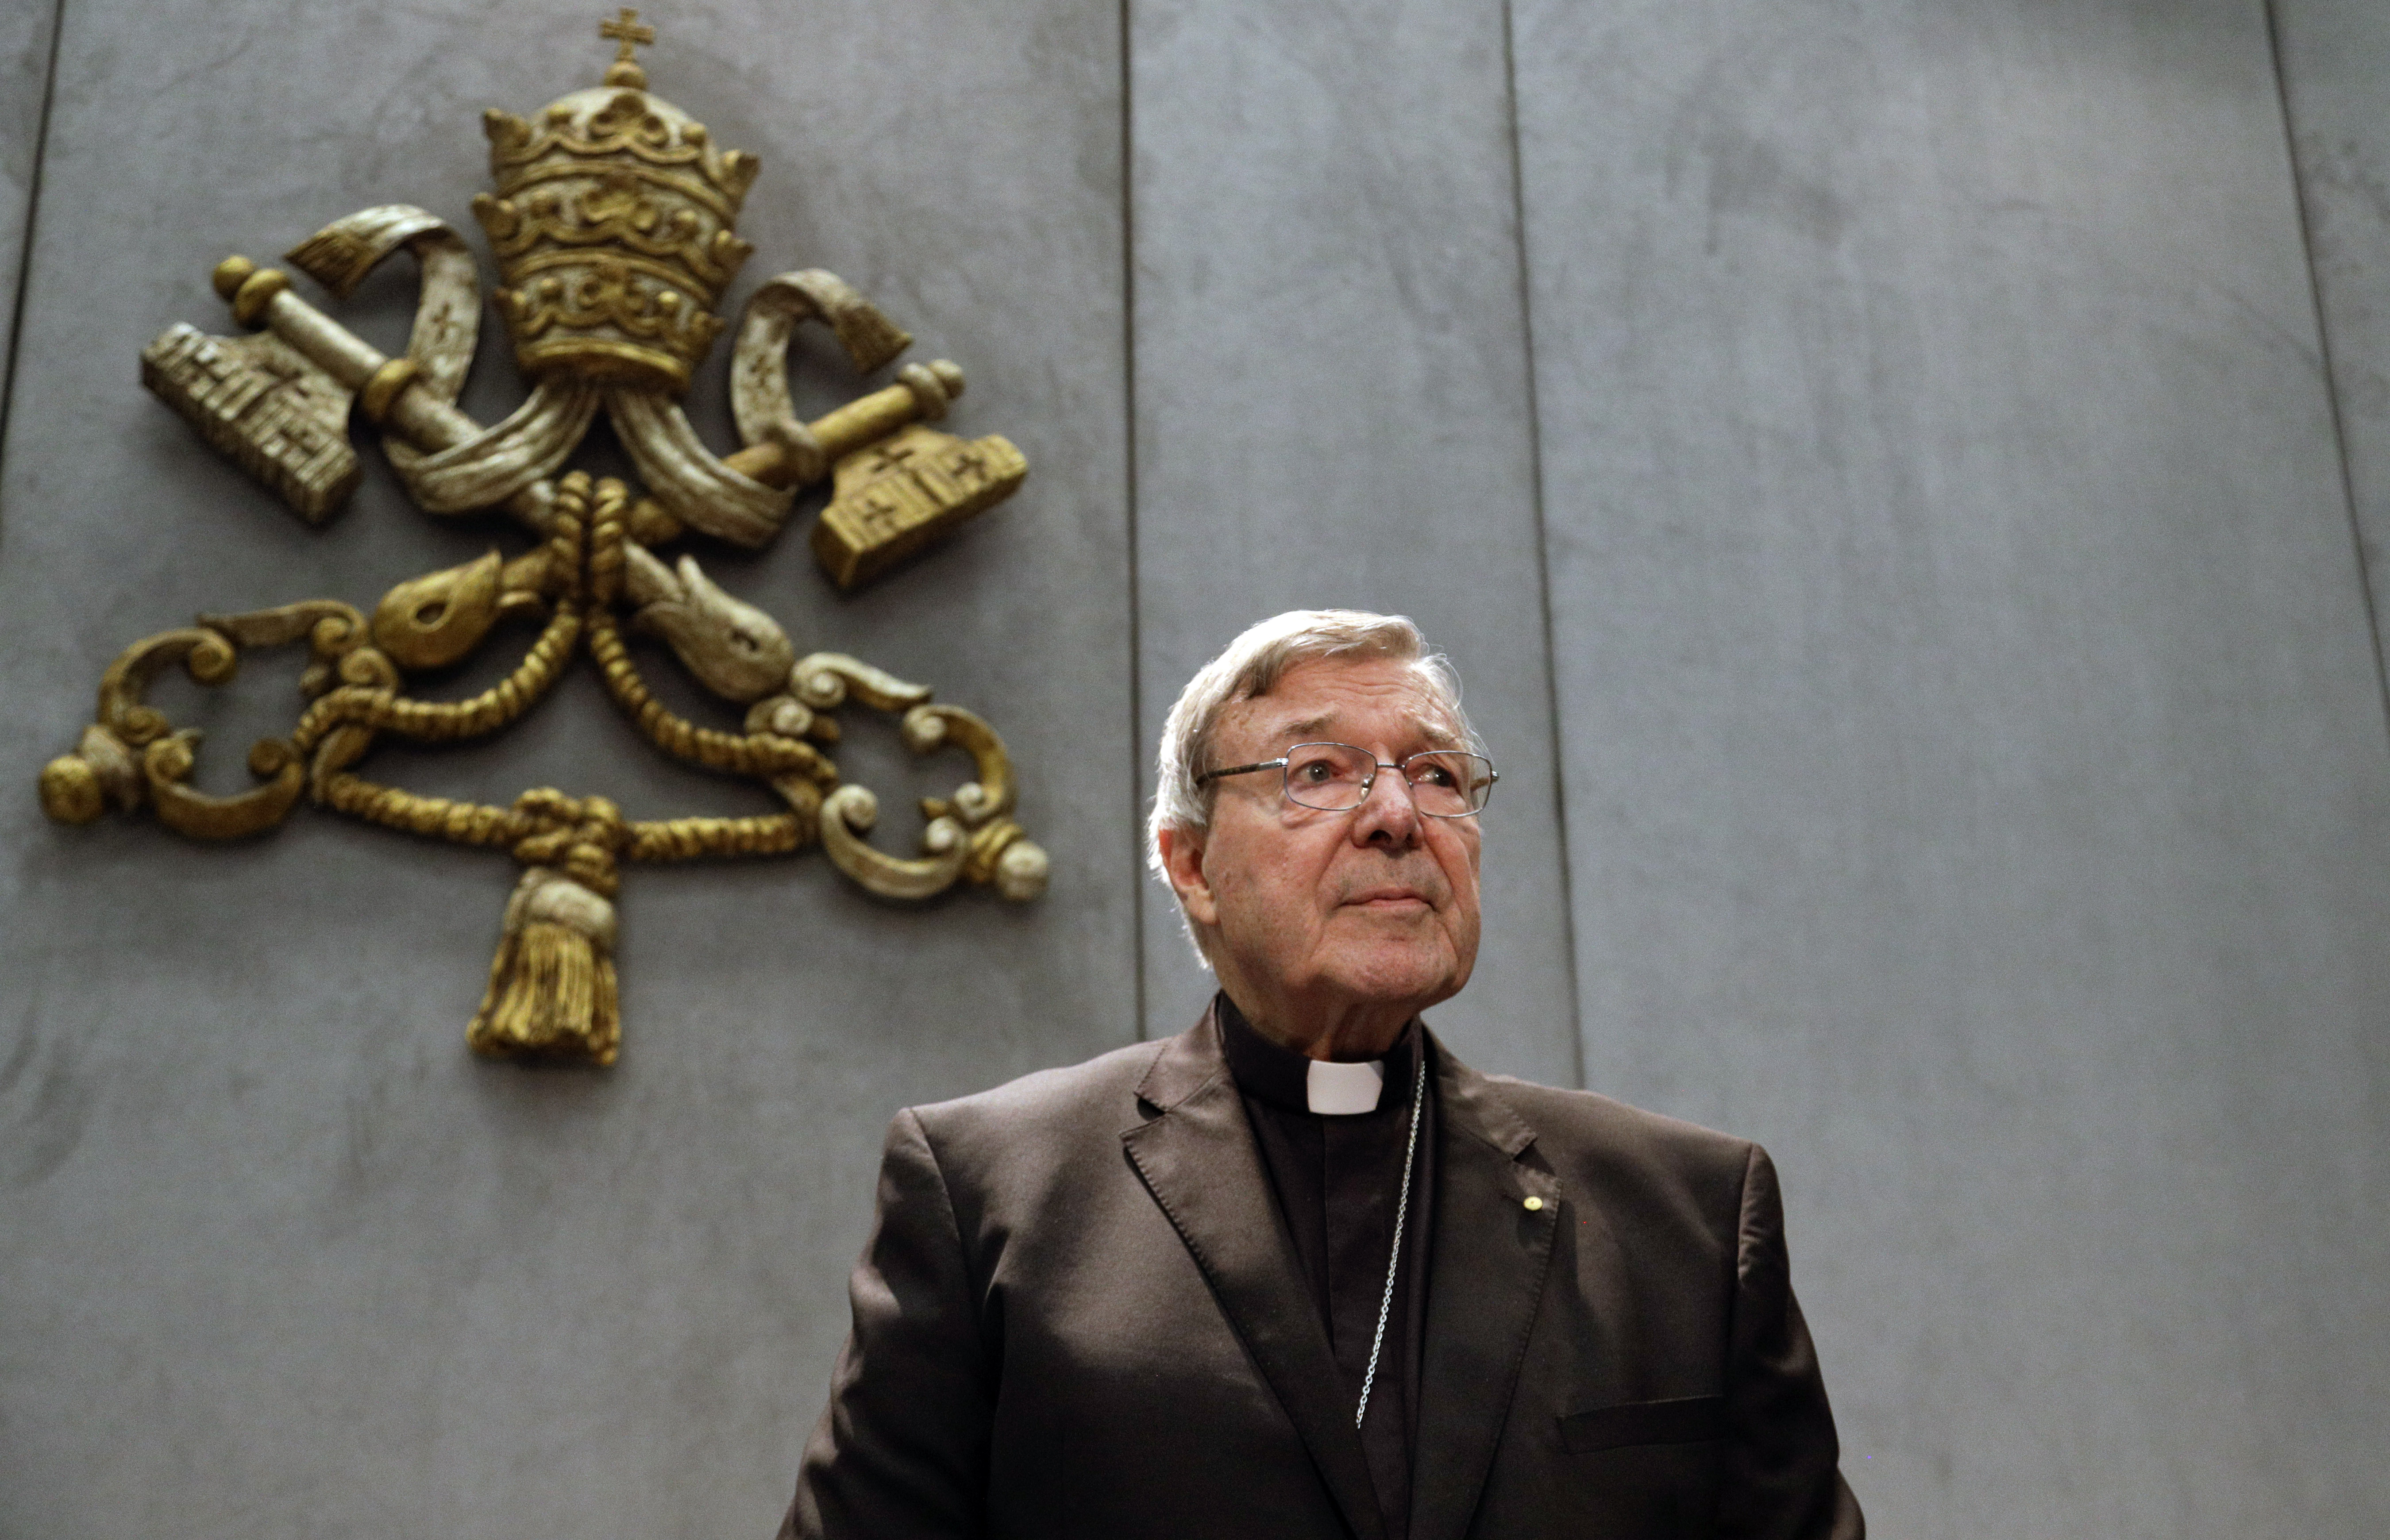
xmin=1464 ymin=1068 xmax=1762 ymax=1213
xmin=1478 ymin=1072 xmax=1752 ymax=1158
xmin=901 ymin=1036 xmax=1168 ymax=1172
xmin=919 ymin=1035 xmax=1164 ymax=1119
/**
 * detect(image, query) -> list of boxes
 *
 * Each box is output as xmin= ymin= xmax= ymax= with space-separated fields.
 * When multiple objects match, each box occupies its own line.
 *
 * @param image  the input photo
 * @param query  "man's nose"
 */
xmin=1349 ymin=765 xmax=1423 ymax=847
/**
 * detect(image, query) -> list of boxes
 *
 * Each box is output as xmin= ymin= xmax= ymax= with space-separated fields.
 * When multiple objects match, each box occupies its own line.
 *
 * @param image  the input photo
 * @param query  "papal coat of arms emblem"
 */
xmin=36 ymin=11 xmax=1047 ymax=1068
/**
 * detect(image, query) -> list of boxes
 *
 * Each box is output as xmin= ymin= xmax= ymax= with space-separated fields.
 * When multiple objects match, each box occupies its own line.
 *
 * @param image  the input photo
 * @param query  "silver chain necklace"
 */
xmin=1353 ymin=1048 xmax=1428 ymax=1429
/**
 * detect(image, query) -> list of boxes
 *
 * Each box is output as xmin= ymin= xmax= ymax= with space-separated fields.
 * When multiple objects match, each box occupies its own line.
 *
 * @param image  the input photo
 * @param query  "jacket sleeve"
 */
xmin=1715 ymin=1143 xmax=1865 ymax=1540
xmin=781 ymin=1108 xmax=992 ymax=1540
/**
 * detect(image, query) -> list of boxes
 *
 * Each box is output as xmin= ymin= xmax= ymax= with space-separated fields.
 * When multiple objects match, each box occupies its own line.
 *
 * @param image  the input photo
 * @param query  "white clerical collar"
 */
xmin=1305 ymin=1057 xmax=1387 ymax=1115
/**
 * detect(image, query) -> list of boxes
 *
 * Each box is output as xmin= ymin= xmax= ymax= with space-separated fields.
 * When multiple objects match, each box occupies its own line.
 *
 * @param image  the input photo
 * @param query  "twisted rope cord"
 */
xmin=627 ymin=808 xmax=811 ymax=862
xmin=586 ymin=617 xmax=834 ymax=785
xmin=318 ymin=782 xmax=819 ymax=864
xmin=291 ymin=611 xmax=581 ymax=753
xmin=305 ymin=474 xmax=825 ymax=865
xmin=577 ymin=473 xmax=832 ymax=784
xmin=292 ymin=503 xmax=586 ymax=758
xmin=317 ymin=778 xmax=528 ymax=847
xmin=509 ymin=787 xmax=627 ymax=895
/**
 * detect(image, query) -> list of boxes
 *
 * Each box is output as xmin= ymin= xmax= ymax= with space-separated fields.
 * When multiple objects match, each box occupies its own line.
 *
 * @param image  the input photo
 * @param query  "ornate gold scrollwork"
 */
xmin=907 ymin=705 xmax=1050 ymax=901
xmin=821 ymin=786 xmax=970 ymax=901
xmin=806 ymin=675 xmax=1047 ymax=904
xmin=41 ymin=15 xmax=1045 ymax=1067
xmin=144 ymin=732 xmax=306 ymax=841
xmin=792 ymin=652 xmax=933 ymax=713
xmin=41 ymin=620 xmax=333 ymax=839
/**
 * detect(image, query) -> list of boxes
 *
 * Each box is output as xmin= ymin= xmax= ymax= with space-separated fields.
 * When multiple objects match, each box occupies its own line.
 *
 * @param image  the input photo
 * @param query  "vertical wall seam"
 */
xmin=2263 ymin=0 xmax=2390 ymax=746
xmin=1122 ymin=0 xmax=1149 ymax=1040
xmin=1500 ymin=0 xmax=1585 ymax=1090
xmin=0 ymin=0 xmax=71 ymax=509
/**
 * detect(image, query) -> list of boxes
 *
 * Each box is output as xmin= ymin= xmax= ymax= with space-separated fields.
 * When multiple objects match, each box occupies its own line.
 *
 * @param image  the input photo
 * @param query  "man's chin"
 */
xmin=1318 ymin=946 xmax=1465 ymax=1012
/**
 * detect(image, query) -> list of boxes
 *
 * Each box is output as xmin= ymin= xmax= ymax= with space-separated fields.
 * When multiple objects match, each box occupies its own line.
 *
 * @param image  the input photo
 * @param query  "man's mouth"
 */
xmin=1344 ymin=886 xmax=1433 ymax=910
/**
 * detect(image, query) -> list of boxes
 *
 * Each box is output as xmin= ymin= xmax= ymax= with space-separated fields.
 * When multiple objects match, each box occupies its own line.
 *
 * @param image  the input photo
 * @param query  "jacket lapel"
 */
xmin=1121 ymin=1009 xmax=1389 ymax=1540
xmin=1408 ymin=1036 xmax=1561 ymax=1540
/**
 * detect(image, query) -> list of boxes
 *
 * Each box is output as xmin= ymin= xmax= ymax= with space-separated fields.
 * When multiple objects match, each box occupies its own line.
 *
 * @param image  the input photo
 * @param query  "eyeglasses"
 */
xmin=1196 ymin=742 xmax=1497 ymax=818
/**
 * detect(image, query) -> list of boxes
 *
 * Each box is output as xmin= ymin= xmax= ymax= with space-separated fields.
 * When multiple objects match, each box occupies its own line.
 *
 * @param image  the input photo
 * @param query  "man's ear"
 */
xmin=1156 ymin=824 xmax=1219 ymax=928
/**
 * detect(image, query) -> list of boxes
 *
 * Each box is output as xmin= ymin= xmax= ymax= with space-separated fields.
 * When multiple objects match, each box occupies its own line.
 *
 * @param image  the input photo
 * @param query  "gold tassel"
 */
xmin=466 ymin=867 xmax=621 ymax=1067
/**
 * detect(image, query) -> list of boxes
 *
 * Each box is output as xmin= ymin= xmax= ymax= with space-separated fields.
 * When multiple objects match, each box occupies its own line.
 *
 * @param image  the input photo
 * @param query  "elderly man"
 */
xmin=786 ymin=610 xmax=1862 ymax=1540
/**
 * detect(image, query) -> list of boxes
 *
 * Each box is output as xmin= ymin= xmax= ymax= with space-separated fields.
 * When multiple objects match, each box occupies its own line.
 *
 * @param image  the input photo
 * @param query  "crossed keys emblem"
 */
xmin=35 ymin=13 xmax=1047 ymax=1068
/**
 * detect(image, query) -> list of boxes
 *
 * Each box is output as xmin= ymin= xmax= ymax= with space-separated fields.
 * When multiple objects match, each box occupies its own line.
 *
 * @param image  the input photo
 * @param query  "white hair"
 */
xmin=1146 ymin=609 xmax=1480 ymax=905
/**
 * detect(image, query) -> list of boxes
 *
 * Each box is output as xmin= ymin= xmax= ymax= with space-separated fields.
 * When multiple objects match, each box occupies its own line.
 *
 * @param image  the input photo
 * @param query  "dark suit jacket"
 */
xmin=785 ymin=1008 xmax=1863 ymax=1540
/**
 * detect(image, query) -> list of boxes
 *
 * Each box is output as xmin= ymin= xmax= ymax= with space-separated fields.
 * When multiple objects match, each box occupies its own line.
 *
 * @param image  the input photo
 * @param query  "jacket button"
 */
xmin=1523 ymin=1196 xmax=1545 ymax=1212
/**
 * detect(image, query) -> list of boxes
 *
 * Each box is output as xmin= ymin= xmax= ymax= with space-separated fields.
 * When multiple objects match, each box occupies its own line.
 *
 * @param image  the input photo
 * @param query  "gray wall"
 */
xmin=2278 ymin=0 xmax=2390 ymax=675
xmin=1523 ymin=1 xmax=2390 ymax=1531
xmin=4 ymin=1 xmax=2386 ymax=1536
xmin=0 ymin=0 xmax=59 ymax=427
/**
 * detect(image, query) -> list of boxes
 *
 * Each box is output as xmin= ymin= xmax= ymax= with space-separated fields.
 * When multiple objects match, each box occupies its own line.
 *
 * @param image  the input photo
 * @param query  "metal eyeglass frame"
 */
xmin=1195 ymin=742 xmax=1497 ymax=818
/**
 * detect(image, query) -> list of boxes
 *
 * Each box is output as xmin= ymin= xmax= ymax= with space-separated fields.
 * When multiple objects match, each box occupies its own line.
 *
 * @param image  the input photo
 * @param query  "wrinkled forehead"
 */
xmin=1221 ymin=658 xmax=1464 ymax=757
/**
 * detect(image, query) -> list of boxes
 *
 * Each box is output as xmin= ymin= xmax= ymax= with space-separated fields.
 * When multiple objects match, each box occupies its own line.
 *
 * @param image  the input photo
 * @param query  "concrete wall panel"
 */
xmin=1516 ymin=0 xmax=2390 ymax=1532
xmin=0 ymin=3 xmax=1128 ymax=1537
xmin=1129 ymin=0 xmax=1578 ymax=1084
xmin=0 ymin=0 xmax=59 ymax=433
xmin=2275 ymin=0 xmax=2390 ymax=687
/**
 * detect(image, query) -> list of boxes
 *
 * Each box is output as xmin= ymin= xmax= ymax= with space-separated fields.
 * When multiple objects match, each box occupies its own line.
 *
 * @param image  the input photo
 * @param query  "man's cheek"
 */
xmin=1211 ymin=870 xmax=1272 ymax=936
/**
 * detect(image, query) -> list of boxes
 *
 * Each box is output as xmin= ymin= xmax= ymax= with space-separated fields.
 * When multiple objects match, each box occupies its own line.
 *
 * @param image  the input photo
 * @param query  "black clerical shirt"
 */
xmin=1217 ymin=995 xmax=1438 ymax=1540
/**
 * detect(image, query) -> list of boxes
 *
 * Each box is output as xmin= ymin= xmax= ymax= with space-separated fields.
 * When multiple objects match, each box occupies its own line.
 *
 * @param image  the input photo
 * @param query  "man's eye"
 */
xmin=1413 ymin=761 xmax=1456 ymax=788
xmin=1295 ymin=760 xmax=1335 ymax=783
